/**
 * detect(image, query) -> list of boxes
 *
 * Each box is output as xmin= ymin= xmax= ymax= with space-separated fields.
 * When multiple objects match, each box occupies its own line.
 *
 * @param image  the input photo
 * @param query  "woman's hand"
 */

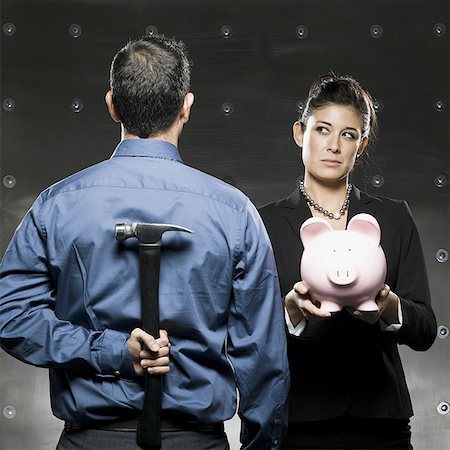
xmin=284 ymin=281 xmax=332 ymax=326
xmin=128 ymin=328 xmax=171 ymax=376
xmin=347 ymin=284 xmax=400 ymax=325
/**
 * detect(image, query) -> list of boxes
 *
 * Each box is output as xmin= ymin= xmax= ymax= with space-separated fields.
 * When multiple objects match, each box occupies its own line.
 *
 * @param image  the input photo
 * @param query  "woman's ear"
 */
xmin=105 ymin=90 xmax=122 ymax=123
xmin=293 ymin=121 xmax=304 ymax=148
xmin=357 ymin=136 xmax=369 ymax=157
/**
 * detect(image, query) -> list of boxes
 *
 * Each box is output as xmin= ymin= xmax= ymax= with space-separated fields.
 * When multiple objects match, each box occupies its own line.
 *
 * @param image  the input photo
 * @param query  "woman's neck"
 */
xmin=301 ymin=175 xmax=351 ymax=229
xmin=303 ymin=175 xmax=349 ymax=208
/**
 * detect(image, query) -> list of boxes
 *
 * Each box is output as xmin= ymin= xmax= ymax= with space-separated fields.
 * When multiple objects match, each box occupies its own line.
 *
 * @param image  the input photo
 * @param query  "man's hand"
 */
xmin=127 ymin=328 xmax=171 ymax=376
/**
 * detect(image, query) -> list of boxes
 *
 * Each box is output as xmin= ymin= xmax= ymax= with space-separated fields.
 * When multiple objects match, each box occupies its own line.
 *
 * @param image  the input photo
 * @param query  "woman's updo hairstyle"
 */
xmin=300 ymin=72 xmax=378 ymax=142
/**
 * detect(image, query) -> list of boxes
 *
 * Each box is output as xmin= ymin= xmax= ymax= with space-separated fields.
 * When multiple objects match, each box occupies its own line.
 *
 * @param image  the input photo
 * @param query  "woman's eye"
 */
xmin=316 ymin=126 xmax=329 ymax=134
xmin=343 ymin=131 xmax=356 ymax=139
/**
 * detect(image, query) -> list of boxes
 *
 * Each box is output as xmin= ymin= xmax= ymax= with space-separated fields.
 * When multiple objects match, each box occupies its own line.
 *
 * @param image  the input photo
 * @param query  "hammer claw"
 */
xmin=115 ymin=222 xmax=193 ymax=244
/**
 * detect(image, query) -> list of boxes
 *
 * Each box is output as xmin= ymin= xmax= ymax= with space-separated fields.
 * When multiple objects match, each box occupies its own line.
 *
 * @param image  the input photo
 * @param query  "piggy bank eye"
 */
xmin=348 ymin=248 xmax=352 ymax=252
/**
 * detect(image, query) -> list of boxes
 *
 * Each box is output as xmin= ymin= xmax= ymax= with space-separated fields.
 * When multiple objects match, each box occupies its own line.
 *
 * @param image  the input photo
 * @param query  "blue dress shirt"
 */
xmin=0 ymin=139 xmax=289 ymax=449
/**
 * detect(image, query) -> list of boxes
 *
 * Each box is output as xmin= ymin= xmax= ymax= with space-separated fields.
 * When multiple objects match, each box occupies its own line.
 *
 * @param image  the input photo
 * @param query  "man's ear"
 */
xmin=180 ymin=92 xmax=195 ymax=124
xmin=105 ymin=90 xmax=121 ymax=123
xmin=293 ymin=121 xmax=304 ymax=148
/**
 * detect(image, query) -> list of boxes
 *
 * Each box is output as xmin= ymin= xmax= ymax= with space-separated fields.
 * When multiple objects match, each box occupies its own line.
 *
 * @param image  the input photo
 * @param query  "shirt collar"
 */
xmin=110 ymin=138 xmax=183 ymax=163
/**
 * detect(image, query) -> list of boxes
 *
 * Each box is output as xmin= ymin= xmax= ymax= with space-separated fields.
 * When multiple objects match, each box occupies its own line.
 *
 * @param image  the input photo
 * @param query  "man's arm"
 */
xmin=226 ymin=201 xmax=289 ymax=449
xmin=0 ymin=200 xmax=133 ymax=378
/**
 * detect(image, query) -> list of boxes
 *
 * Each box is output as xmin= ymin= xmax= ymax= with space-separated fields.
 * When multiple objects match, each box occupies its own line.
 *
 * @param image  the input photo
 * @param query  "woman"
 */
xmin=259 ymin=73 xmax=437 ymax=449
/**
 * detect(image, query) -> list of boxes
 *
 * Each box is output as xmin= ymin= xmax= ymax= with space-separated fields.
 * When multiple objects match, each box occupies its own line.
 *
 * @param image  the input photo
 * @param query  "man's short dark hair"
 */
xmin=110 ymin=34 xmax=192 ymax=138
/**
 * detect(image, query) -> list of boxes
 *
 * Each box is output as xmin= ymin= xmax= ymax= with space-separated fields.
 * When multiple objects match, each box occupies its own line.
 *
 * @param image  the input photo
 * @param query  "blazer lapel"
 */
xmin=281 ymin=187 xmax=312 ymax=242
xmin=347 ymin=185 xmax=375 ymax=220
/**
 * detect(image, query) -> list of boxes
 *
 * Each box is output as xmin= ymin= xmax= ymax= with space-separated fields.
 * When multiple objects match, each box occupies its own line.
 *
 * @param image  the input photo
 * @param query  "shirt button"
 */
xmin=114 ymin=370 xmax=121 ymax=378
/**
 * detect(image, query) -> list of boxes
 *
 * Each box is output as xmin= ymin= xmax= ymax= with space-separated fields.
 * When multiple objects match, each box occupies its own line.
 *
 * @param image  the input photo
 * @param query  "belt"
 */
xmin=65 ymin=412 xmax=224 ymax=434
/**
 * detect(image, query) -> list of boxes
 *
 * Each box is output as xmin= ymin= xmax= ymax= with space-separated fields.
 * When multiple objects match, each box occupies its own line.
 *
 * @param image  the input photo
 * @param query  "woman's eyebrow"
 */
xmin=316 ymin=120 xmax=358 ymax=132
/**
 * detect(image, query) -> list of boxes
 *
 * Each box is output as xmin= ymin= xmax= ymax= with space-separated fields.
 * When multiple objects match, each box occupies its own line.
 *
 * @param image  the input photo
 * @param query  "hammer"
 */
xmin=115 ymin=222 xmax=193 ymax=449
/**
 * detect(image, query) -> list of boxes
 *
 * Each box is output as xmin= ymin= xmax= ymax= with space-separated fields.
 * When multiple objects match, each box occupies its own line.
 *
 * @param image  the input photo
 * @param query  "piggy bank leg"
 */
xmin=320 ymin=300 xmax=342 ymax=313
xmin=357 ymin=299 xmax=378 ymax=311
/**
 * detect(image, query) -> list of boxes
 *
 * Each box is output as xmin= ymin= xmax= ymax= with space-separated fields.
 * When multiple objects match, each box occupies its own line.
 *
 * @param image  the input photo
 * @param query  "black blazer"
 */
xmin=259 ymin=185 xmax=437 ymax=423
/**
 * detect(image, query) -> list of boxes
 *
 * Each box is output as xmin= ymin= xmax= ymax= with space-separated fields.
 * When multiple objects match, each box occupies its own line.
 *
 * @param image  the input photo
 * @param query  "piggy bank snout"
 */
xmin=327 ymin=264 xmax=357 ymax=286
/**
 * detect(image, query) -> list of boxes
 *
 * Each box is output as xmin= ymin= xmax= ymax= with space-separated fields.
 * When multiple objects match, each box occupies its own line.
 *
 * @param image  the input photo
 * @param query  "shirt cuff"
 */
xmin=284 ymin=307 xmax=307 ymax=336
xmin=380 ymin=299 xmax=403 ymax=332
xmin=97 ymin=329 xmax=136 ymax=378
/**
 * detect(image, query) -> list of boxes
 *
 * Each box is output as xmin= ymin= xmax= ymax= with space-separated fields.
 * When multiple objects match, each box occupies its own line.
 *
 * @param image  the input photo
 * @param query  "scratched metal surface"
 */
xmin=0 ymin=1 xmax=448 ymax=449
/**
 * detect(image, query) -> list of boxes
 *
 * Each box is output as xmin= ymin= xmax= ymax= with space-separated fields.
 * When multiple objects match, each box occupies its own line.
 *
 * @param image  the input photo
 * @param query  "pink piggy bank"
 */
xmin=300 ymin=213 xmax=387 ymax=312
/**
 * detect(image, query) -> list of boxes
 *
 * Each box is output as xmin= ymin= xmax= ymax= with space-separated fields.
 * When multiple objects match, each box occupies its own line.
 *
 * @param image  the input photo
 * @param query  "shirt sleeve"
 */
xmin=285 ymin=307 xmax=307 ymax=336
xmin=226 ymin=200 xmax=289 ymax=450
xmin=0 ymin=196 xmax=135 ymax=379
xmin=379 ymin=299 xmax=403 ymax=332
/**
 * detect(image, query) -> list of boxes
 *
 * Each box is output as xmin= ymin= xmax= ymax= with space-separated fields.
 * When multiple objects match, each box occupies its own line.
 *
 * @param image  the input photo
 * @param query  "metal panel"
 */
xmin=1 ymin=1 xmax=448 ymax=448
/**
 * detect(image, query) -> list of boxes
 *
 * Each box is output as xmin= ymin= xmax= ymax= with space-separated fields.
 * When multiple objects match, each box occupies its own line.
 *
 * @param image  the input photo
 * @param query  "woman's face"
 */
xmin=294 ymin=103 xmax=368 ymax=184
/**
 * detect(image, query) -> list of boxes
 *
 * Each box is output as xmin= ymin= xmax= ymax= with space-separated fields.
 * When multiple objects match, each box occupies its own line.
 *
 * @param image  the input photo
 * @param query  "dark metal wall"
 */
xmin=1 ymin=1 xmax=449 ymax=449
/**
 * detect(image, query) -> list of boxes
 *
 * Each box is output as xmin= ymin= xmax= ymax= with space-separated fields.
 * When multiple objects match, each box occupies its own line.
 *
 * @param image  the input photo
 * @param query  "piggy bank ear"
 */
xmin=347 ymin=213 xmax=381 ymax=244
xmin=300 ymin=217 xmax=333 ymax=248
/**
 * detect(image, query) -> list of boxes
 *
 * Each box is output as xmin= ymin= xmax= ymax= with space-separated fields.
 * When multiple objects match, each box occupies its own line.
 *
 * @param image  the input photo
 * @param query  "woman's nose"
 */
xmin=328 ymin=136 xmax=340 ymax=152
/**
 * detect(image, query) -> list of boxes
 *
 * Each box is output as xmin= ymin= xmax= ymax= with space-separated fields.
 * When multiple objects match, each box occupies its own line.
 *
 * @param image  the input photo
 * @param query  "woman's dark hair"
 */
xmin=110 ymin=34 xmax=192 ymax=138
xmin=300 ymin=72 xmax=378 ymax=143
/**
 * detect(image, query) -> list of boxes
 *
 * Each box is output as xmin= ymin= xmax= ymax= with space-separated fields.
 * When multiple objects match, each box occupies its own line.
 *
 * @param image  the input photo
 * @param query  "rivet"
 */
xmin=371 ymin=174 xmax=385 ymax=188
xmin=145 ymin=25 xmax=158 ymax=37
xmin=68 ymin=23 xmax=82 ymax=39
xmin=370 ymin=24 xmax=383 ymax=39
xmin=437 ymin=401 xmax=450 ymax=415
xmin=3 ymin=405 xmax=16 ymax=419
xmin=2 ymin=97 xmax=16 ymax=111
xmin=436 ymin=248 xmax=449 ymax=263
xmin=374 ymin=99 xmax=384 ymax=112
xmin=2 ymin=22 xmax=16 ymax=36
xmin=434 ymin=173 xmax=448 ymax=188
xmin=433 ymin=99 xmax=447 ymax=112
xmin=220 ymin=25 xmax=233 ymax=39
xmin=433 ymin=23 xmax=447 ymax=37
xmin=221 ymin=102 xmax=234 ymax=116
xmin=296 ymin=100 xmax=306 ymax=114
xmin=70 ymin=98 xmax=84 ymax=113
xmin=3 ymin=174 xmax=16 ymax=189
xmin=437 ymin=325 xmax=449 ymax=339
xmin=296 ymin=25 xmax=309 ymax=40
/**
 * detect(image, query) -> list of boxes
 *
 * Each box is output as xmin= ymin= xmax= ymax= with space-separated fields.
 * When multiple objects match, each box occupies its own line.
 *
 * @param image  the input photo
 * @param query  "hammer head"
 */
xmin=115 ymin=222 xmax=193 ymax=245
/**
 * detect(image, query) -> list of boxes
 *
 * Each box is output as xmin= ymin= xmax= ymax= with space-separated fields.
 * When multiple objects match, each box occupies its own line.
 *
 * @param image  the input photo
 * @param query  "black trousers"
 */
xmin=56 ymin=415 xmax=230 ymax=450
xmin=281 ymin=417 xmax=412 ymax=450
xmin=56 ymin=428 xmax=230 ymax=450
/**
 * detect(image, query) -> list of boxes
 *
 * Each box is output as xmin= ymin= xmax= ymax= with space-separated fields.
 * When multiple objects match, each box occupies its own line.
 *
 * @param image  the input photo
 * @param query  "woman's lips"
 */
xmin=321 ymin=159 xmax=341 ymax=167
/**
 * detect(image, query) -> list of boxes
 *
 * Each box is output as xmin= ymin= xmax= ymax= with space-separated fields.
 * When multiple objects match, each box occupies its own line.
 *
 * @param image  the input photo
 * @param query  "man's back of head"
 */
xmin=110 ymin=35 xmax=192 ymax=139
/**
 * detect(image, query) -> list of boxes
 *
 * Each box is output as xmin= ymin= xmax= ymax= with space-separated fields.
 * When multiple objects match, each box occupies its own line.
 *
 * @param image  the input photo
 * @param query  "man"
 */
xmin=0 ymin=35 xmax=289 ymax=449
